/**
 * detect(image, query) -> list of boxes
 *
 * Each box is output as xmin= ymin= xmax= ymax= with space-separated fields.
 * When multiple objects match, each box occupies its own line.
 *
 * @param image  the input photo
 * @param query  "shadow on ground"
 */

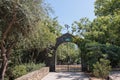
xmin=55 ymin=72 xmax=89 ymax=80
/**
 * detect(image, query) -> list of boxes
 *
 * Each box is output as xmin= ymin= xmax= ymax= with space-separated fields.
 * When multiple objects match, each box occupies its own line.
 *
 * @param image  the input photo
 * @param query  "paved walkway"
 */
xmin=109 ymin=71 xmax=120 ymax=80
xmin=41 ymin=72 xmax=89 ymax=80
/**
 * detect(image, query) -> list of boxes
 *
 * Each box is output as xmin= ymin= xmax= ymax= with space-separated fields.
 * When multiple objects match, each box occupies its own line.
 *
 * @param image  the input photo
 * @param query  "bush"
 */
xmin=25 ymin=63 xmax=45 ymax=72
xmin=93 ymin=58 xmax=111 ymax=79
xmin=12 ymin=65 xmax=27 ymax=78
xmin=8 ymin=63 xmax=45 ymax=79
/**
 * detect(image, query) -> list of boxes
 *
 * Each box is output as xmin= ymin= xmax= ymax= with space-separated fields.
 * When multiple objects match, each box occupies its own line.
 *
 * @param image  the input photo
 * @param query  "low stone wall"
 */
xmin=15 ymin=67 xmax=49 ymax=80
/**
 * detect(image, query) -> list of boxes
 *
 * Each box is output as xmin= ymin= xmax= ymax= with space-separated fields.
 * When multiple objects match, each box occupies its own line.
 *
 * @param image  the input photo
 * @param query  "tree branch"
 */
xmin=6 ymin=41 xmax=17 ymax=58
xmin=2 ymin=13 xmax=17 ymax=40
xmin=0 ymin=41 xmax=6 ymax=57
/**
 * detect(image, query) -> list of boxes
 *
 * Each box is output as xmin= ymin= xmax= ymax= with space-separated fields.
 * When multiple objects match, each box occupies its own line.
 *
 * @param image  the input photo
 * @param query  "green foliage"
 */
xmin=85 ymin=42 xmax=120 ymax=71
xmin=57 ymin=43 xmax=80 ymax=64
xmin=13 ymin=18 xmax=61 ymax=64
xmin=93 ymin=0 xmax=120 ymax=46
xmin=25 ymin=63 xmax=45 ymax=72
xmin=71 ymin=0 xmax=120 ymax=71
xmin=8 ymin=63 xmax=45 ymax=79
xmin=95 ymin=0 xmax=120 ymax=16
xmin=104 ymin=44 xmax=120 ymax=67
xmin=93 ymin=58 xmax=111 ymax=79
xmin=0 ymin=0 xmax=45 ymax=40
xmin=86 ymin=42 xmax=104 ymax=71
xmin=0 ymin=0 xmax=54 ymax=50
xmin=7 ymin=0 xmax=62 ymax=66
xmin=0 ymin=0 xmax=52 ymax=79
xmin=71 ymin=18 xmax=91 ymax=37
xmin=11 ymin=65 xmax=27 ymax=78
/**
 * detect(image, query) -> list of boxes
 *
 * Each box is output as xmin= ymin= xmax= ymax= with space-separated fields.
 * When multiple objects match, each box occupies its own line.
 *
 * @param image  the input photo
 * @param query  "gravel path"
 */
xmin=41 ymin=72 xmax=89 ymax=80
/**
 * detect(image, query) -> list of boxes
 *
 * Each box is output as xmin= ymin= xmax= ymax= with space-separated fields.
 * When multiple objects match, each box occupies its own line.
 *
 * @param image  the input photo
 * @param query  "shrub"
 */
xmin=25 ymin=63 xmax=45 ymax=72
xmin=93 ymin=58 xmax=111 ymax=79
xmin=11 ymin=65 xmax=27 ymax=78
xmin=9 ymin=63 xmax=45 ymax=79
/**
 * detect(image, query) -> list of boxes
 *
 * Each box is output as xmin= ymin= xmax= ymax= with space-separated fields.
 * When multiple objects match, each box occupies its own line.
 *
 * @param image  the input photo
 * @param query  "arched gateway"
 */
xmin=49 ymin=33 xmax=87 ymax=72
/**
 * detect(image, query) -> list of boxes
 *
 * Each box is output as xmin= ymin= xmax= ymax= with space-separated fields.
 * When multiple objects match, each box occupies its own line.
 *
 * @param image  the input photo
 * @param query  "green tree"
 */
xmin=0 ymin=0 xmax=49 ymax=79
xmin=69 ymin=0 xmax=120 ymax=72
xmin=15 ymin=19 xmax=61 ymax=64
xmin=94 ymin=0 xmax=120 ymax=46
xmin=95 ymin=0 xmax=120 ymax=16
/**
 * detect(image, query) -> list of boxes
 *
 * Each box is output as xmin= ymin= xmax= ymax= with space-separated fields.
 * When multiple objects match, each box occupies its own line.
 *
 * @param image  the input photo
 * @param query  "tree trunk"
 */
xmin=0 ymin=5 xmax=17 ymax=80
xmin=0 ymin=57 xmax=8 ymax=80
xmin=0 ymin=40 xmax=16 ymax=80
xmin=0 ymin=41 xmax=8 ymax=80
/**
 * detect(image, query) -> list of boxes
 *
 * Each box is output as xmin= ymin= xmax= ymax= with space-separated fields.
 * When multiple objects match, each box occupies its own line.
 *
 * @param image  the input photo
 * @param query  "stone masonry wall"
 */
xmin=15 ymin=67 xmax=49 ymax=80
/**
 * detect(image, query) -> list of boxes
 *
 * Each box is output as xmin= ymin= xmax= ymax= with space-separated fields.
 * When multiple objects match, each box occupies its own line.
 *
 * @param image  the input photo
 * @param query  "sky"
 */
xmin=45 ymin=0 xmax=96 ymax=33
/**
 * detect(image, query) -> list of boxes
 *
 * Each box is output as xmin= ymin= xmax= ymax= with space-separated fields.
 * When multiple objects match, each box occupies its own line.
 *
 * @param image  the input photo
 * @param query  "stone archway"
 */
xmin=49 ymin=33 xmax=87 ymax=72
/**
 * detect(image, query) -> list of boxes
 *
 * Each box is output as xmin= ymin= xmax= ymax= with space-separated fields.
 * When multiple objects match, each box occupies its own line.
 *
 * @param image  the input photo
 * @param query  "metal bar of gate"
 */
xmin=56 ymin=64 xmax=81 ymax=72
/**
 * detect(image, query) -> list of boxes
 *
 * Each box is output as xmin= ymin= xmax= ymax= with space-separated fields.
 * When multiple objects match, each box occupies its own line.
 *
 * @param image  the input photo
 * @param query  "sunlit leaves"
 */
xmin=95 ymin=0 xmax=120 ymax=16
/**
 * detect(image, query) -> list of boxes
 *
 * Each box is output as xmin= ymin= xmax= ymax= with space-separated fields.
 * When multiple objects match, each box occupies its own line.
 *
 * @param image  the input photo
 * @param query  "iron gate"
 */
xmin=55 ymin=64 xmax=81 ymax=72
